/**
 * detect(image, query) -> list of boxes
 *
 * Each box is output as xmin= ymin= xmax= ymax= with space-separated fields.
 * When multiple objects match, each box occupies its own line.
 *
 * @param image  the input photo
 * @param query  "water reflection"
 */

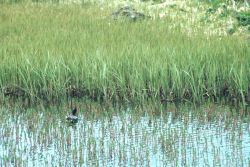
xmin=0 ymin=106 xmax=249 ymax=166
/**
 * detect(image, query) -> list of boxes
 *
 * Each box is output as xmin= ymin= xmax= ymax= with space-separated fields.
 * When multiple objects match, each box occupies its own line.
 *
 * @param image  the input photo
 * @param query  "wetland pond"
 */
xmin=0 ymin=104 xmax=250 ymax=166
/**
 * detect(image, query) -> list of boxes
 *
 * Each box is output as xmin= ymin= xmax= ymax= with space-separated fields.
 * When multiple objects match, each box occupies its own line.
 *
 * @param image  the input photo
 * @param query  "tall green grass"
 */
xmin=0 ymin=4 xmax=249 ymax=104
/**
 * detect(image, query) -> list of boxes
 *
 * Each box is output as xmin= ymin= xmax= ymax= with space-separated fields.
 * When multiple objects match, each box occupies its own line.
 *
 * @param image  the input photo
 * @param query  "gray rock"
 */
xmin=112 ymin=6 xmax=148 ymax=21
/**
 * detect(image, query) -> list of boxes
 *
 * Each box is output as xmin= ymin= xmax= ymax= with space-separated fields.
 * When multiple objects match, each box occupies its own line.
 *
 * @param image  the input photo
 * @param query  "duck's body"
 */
xmin=66 ymin=107 xmax=78 ymax=123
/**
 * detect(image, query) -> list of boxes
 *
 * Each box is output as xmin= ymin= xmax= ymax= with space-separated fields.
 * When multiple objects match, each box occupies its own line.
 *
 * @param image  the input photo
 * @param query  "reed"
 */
xmin=0 ymin=4 xmax=249 ymax=104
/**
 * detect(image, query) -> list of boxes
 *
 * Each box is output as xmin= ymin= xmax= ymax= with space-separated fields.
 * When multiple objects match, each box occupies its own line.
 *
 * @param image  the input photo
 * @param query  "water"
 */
xmin=0 ymin=105 xmax=249 ymax=166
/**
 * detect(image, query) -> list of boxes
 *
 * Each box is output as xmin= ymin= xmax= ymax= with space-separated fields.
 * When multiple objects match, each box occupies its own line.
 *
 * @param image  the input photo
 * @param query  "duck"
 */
xmin=66 ymin=107 xmax=78 ymax=123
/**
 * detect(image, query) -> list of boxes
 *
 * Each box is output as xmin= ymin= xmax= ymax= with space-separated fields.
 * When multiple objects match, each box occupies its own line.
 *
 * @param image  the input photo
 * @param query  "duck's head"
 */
xmin=72 ymin=107 xmax=77 ymax=116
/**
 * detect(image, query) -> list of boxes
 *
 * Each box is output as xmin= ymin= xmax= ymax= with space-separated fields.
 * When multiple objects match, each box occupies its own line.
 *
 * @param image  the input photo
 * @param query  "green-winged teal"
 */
xmin=66 ymin=107 xmax=78 ymax=123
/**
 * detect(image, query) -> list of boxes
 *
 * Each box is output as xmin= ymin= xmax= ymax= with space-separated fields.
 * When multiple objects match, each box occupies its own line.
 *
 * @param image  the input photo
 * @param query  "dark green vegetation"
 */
xmin=236 ymin=11 xmax=250 ymax=26
xmin=0 ymin=4 xmax=249 ymax=105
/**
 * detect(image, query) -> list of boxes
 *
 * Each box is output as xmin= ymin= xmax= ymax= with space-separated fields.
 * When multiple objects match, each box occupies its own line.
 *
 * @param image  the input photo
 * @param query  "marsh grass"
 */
xmin=0 ymin=4 xmax=249 ymax=105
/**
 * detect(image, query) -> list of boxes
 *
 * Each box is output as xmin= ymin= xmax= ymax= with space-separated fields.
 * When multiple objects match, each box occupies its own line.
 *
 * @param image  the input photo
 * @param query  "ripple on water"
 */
xmin=0 ymin=105 xmax=250 ymax=166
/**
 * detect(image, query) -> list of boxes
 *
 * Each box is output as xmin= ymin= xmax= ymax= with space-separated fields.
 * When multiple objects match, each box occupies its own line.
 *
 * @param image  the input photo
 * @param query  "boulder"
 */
xmin=112 ymin=6 xmax=148 ymax=21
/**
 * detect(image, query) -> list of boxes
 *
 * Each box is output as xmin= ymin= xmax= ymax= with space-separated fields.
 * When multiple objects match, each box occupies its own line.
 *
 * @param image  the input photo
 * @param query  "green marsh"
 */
xmin=0 ymin=4 xmax=249 ymax=104
xmin=0 ymin=1 xmax=250 ymax=166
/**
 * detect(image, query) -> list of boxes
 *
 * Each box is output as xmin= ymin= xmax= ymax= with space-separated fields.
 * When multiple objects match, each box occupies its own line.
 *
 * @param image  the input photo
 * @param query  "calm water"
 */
xmin=0 ymin=104 xmax=250 ymax=166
